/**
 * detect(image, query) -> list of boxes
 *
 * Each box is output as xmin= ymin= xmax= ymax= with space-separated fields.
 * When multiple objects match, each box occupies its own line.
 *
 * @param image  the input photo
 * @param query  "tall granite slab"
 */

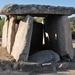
xmin=2 ymin=16 xmax=9 ymax=48
xmin=7 ymin=16 xmax=16 ymax=54
xmin=11 ymin=15 xmax=33 ymax=62
xmin=45 ymin=15 xmax=74 ymax=60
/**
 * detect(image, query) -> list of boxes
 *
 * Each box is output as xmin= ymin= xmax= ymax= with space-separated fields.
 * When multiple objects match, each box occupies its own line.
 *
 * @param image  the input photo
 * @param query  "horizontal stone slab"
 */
xmin=0 ymin=4 xmax=75 ymax=16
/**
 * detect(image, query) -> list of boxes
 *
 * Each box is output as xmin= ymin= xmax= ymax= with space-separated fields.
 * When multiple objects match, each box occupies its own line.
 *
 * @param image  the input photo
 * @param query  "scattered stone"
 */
xmin=18 ymin=61 xmax=42 ymax=72
xmin=58 ymin=62 xmax=69 ymax=70
xmin=42 ymin=63 xmax=56 ymax=71
xmin=28 ymin=50 xmax=60 ymax=64
xmin=45 ymin=16 xmax=74 ymax=60
xmin=7 ymin=15 xmax=17 ymax=54
xmin=12 ymin=62 xmax=19 ymax=70
xmin=11 ymin=15 xmax=33 ymax=62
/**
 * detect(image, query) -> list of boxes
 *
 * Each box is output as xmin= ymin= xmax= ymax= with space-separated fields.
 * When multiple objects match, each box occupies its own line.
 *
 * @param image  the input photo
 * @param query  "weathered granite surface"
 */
xmin=7 ymin=15 xmax=16 ymax=54
xmin=2 ymin=16 xmax=9 ymax=48
xmin=28 ymin=50 xmax=60 ymax=64
xmin=45 ymin=16 xmax=74 ymax=60
xmin=11 ymin=15 xmax=33 ymax=62
xmin=0 ymin=4 xmax=75 ymax=15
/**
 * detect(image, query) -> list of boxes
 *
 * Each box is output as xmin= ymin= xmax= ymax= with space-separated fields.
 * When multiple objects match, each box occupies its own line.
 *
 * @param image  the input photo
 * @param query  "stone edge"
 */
xmin=0 ymin=4 xmax=75 ymax=15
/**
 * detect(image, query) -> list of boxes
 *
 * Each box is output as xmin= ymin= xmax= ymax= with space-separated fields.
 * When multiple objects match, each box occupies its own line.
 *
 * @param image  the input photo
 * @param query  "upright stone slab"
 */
xmin=2 ymin=16 xmax=9 ymax=48
xmin=7 ymin=15 xmax=16 ymax=54
xmin=11 ymin=15 xmax=33 ymax=62
xmin=45 ymin=16 xmax=74 ymax=60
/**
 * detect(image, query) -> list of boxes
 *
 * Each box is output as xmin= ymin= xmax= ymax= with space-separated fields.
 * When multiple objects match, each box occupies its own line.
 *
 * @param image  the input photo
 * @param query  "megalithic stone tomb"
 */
xmin=0 ymin=4 xmax=75 ymax=61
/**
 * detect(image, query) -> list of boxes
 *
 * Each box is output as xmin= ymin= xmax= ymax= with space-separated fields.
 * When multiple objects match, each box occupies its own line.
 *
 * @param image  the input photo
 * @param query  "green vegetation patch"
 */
xmin=69 ymin=17 xmax=75 ymax=39
xmin=0 ymin=18 xmax=4 ymax=37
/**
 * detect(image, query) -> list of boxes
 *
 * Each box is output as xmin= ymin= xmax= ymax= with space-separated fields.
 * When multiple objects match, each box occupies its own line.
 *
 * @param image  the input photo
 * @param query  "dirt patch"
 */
xmin=0 ymin=46 xmax=14 ymax=61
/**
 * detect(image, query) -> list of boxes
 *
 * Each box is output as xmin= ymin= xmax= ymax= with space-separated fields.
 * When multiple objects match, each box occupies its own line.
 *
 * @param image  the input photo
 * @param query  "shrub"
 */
xmin=33 ymin=17 xmax=43 ymax=23
xmin=0 ymin=18 xmax=4 ymax=36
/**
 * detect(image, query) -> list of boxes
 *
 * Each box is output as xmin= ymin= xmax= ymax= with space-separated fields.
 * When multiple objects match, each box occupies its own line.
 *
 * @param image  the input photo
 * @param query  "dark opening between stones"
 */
xmin=29 ymin=15 xmax=60 ymax=56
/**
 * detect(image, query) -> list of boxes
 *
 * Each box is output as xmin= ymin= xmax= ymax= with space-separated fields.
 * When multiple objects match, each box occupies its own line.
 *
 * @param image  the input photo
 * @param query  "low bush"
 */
xmin=0 ymin=18 xmax=4 ymax=36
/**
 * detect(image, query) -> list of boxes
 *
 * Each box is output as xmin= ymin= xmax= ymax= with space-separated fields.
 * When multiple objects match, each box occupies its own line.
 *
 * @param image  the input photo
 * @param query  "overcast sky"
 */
xmin=0 ymin=0 xmax=75 ymax=17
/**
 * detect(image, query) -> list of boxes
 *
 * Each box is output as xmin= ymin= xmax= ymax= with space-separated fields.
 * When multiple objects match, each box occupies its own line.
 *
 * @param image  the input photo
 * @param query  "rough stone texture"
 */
xmin=2 ymin=16 xmax=9 ymax=48
xmin=0 ymin=4 xmax=75 ymax=16
xmin=42 ymin=63 xmax=56 ymax=71
xmin=58 ymin=62 xmax=69 ymax=70
xmin=0 ymin=61 xmax=12 ymax=70
xmin=28 ymin=50 xmax=60 ymax=64
xmin=45 ymin=15 xmax=74 ymax=60
xmin=12 ymin=62 xmax=19 ymax=70
xmin=11 ymin=15 xmax=33 ymax=62
xmin=29 ymin=21 xmax=43 ymax=56
xmin=18 ymin=61 xmax=41 ymax=72
xmin=7 ymin=15 xmax=16 ymax=54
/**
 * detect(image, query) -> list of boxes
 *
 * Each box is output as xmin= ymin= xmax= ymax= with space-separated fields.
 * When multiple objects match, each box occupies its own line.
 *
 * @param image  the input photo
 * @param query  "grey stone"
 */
xmin=18 ymin=61 xmax=42 ymax=72
xmin=42 ymin=63 xmax=56 ymax=71
xmin=53 ymin=62 xmax=75 ymax=70
xmin=2 ymin=16 xmax=9 ymax=48
xmin=7 ymin=15 xmax=17 ymax=54
xmin=19 ymin=53 xmax=28 ymax=61
xmin=11 ymin=15 xmax=33 ymax=62
xmin=0 ymin=61 xmax=12 ymax=70
xmin=58 ymin=62 xmax=69 ymax=70
xmin=45 ymin=16 xmax=74 ymax=60
xmin=12 ymin=62 xmax=19 ymax=70
xmin=0 ymin=4 xmax=75 ymax=16
xmin=28 ymin=50 xmax=60 ymax=64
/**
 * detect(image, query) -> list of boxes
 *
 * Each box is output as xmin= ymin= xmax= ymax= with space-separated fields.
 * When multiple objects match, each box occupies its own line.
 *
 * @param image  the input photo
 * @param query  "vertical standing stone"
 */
xmin=45 ymin=15 xmax=74 ymax=60
xmin=7 ymin=15 xmax=16 ymax=54
xmin=11 ymin=15 xmax=33 ymax=62
xmin=2 ymin=16 xmax=9 ymax=48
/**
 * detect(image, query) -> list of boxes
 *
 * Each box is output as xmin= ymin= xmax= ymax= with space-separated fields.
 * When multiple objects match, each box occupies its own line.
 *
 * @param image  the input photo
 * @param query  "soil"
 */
xmin=0 ymin=46 xmax=15 ymax=61
xmin=0 ymin=38 xmax=75 ymax=75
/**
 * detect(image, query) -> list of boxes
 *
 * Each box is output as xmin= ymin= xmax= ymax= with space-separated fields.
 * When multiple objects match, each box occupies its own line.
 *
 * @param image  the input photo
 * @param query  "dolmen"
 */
xmin=0 ymin=4 xmax=75 ymax=62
